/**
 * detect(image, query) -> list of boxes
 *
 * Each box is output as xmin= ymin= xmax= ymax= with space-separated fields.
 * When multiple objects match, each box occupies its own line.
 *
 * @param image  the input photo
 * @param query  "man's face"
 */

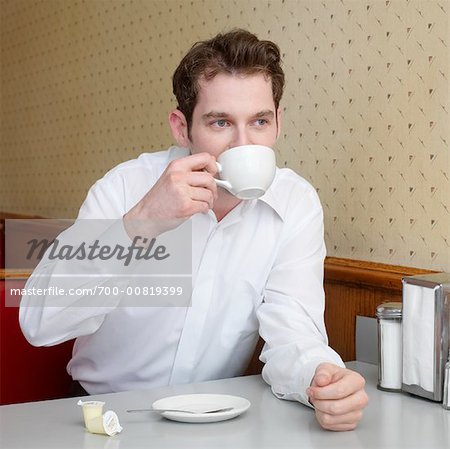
xmin=187 ymin=72 xmax=280 ymax=158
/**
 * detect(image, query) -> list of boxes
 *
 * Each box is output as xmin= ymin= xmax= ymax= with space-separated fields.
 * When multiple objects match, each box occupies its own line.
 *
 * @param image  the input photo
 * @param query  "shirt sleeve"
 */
xmin=19 ymin=173 xmax=132 ymax=347
xmin=257 ymin=184 xmax=345 ymax=407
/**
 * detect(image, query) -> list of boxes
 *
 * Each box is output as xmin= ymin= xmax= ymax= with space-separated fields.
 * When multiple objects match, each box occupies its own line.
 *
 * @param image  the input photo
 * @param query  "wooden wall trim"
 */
xmin=0 ymin=212 xmax=44 ymax=220
xmin=324 ymin=257 xmax=435 ymax=291
xmin=0 ymin=270 xmax=32 ymax=280
xmin=1 ymin=257 xmax=437 ymax=282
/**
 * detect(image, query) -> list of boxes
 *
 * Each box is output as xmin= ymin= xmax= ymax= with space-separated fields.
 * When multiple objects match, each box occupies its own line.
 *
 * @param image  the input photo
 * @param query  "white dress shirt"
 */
xmin=19 ymin=146 xmax=344 ymax=406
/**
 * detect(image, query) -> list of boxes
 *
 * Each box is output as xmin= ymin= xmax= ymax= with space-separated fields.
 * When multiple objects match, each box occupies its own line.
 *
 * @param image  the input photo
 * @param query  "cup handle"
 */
xmin=214 ymin=162 xmax=232 ymax=190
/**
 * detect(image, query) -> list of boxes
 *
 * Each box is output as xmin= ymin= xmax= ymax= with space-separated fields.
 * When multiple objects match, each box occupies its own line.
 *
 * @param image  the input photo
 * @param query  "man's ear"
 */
xmin=169 ymin=109 xmax=190 ymax=147
xmin=276 ymin=107 xmax=282 ymax=140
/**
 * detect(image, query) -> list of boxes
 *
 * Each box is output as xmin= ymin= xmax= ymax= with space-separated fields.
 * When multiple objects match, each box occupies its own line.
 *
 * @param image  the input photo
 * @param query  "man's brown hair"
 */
xmin=172 ymin=29 xmax=285 ymax=131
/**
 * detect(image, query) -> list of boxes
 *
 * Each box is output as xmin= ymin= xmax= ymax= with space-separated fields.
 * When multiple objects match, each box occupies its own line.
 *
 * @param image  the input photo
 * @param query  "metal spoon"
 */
xmin=126 ymin=406 xmax=234 ymax=414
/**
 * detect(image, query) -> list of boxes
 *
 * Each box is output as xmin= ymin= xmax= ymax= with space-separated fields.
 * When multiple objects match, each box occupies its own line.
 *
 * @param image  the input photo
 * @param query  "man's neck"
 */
xmin=212 ymin=190 xmax=242 ymax=222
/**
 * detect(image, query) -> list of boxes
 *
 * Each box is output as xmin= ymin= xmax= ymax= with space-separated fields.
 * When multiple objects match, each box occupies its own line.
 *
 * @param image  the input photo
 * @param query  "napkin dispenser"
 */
xmin=402 ymin=273 xmax=450 ymax=401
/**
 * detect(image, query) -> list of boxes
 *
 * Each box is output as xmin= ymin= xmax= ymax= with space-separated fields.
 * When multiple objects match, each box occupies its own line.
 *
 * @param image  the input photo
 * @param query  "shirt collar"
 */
xmin=257 ymin=168 xmax=285 ymax=221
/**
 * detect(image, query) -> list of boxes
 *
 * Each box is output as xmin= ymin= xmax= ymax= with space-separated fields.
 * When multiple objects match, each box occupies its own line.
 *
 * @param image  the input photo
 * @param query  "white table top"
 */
xmin=0 ymin=362 xmax=449 ymax=449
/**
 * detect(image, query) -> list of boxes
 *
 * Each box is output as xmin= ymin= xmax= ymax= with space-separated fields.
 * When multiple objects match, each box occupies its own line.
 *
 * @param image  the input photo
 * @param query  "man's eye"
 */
xmin=255 ymin=119 xmax=268 ymax=126
xmin=213 ymin=119 xmax=228 ymax=128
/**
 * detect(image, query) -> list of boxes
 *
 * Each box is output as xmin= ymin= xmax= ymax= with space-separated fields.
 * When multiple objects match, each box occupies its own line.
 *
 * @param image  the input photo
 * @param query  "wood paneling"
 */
xmin=324 ymin=257 xmax=435 ymax=361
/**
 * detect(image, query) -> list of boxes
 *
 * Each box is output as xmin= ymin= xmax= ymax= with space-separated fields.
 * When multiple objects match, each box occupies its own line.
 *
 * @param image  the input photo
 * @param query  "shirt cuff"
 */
xmin=265 ymin=356 xmax=346 ymax=408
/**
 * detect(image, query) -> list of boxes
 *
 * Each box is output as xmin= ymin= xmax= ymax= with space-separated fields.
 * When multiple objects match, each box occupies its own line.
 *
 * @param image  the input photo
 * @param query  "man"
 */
xmin=20 ymin=29 xmax=367 ymax=431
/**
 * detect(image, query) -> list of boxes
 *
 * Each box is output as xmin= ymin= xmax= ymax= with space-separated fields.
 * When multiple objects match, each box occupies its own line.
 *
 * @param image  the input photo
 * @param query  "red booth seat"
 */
xmin=0 ymin=276 xmax=74 ymax=405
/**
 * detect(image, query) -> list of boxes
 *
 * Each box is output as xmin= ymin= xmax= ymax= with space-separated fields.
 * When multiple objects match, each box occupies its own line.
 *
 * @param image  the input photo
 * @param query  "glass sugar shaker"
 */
xmin=443 ymin=350 xmax=450 ymax=410
xmin=376 ymin=302 xmax=403 ymax=392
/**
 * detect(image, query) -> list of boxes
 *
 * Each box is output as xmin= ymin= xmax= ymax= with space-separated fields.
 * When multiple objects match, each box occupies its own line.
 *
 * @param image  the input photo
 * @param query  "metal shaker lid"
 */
xmin=376 ymin=302 xmax=402 ymax=318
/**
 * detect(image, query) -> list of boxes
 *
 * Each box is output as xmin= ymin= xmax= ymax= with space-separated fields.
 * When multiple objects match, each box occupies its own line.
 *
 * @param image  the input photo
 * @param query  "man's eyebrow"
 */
xmin=202 ymin=110 xmax=275 ymax=120
xmin=202 ymin=111 xmax=230 ymax=120
xmin=254 ymin=110 xmax=275 ymax=118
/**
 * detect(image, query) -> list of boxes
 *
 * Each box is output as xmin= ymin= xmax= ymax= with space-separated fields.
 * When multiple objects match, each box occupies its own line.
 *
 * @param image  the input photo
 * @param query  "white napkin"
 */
xmin=402 ymin=283 xmax=437 ymax=393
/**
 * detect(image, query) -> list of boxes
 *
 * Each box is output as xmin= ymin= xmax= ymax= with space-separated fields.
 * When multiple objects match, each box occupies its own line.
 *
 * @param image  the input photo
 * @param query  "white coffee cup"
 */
xmin=214 ymin=145 xmax=276 ymax=199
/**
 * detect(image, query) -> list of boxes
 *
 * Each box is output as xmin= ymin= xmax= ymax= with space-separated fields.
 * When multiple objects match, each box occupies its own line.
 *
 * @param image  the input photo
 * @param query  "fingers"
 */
xmin=315 ymin=409 xmax=364 ymax=432
xmin=309 ymin=370 xmax=366 ymax=401
xmin=311 ymin=389 xmax=369 ymax=416
xmin=186 ymin=171 xmax=218 ymax=197
xmin=125 ymin=153 xmax=220 ymax=235
xmin=169 ymin=152 xmax=218 ymax=175
xmin=167 ymin=154 xmax=219 ymax=209
xmin=310 ymin=370 xmax=332 ymax=388
xmin=188 ymin=185 xmax=216 ymax=210
xmin=308 ymin=365 xmax=368 ymax=432
xmin=312 ymin=390 xmax=368 ymax=432
xmin=179 ymin=169 xmax=218 ymax=212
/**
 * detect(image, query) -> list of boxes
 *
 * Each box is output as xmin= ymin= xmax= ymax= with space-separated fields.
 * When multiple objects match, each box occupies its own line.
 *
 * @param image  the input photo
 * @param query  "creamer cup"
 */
xmin=77 ymin=400 xmax=105 ymax=428
xmin=86 ymin=410 xmax=123 ymax=436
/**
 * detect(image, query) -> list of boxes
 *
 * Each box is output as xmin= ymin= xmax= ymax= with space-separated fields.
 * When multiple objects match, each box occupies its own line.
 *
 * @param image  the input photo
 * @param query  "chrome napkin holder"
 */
xmin=401 ymin=273 xmax=450 ymax=402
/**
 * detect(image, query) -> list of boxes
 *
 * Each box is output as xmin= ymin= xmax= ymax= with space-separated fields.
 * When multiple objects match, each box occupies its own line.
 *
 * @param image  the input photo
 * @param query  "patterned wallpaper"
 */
xmin=1 ymin=0 xmax=449 ymax=271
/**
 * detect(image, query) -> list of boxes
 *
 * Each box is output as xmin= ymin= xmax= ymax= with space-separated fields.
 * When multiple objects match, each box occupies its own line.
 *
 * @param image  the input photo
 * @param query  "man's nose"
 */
xmin=229 ymin=127 xmax=252 ymax=148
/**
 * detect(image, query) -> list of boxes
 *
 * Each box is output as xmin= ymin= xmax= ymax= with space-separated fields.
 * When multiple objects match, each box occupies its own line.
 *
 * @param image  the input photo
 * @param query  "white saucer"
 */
xmin=152 ymin=394 xmax=251 ymax=423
